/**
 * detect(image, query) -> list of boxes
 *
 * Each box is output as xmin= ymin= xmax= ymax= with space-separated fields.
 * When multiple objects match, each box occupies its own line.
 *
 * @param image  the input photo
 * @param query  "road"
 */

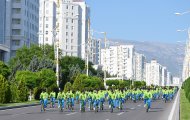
xmin=0 ymin=98 xmax=177 ymax=120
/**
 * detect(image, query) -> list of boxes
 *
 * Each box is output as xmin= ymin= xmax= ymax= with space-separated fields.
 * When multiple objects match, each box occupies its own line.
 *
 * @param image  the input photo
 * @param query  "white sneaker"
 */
xmin=109 ymin=105 xmax=111 ymax=108
xmin=144 ymin=104 xmax=146 ymax=107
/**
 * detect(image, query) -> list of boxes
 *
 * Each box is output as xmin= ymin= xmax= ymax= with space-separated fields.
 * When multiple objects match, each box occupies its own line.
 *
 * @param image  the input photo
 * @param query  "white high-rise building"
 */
xmin=145 ymin=60 xmax=162 ymax=86
xmin=161 ymin=66 xmax=167 ymax=86
xmin=134 ymin=53 xmax=146 ymax=81
xmin=39 ymin=0 xmax=56 ymax=45
xmin=172 ymin=77 xmax=180 ymax=85
xmin=39 ymin=0 xmax=94 ymax=63
xmin=5 ymin=0 xmax=39 ymax=58
xmin=101 ymin=45 xmax=134 ymax=79
xmin=167 ymin=72 xmax=173 ymax=86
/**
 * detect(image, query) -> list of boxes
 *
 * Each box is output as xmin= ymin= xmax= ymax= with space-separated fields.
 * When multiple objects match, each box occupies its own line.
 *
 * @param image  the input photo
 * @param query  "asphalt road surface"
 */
xmin=0 ymin=99 xmax=176 ymax=120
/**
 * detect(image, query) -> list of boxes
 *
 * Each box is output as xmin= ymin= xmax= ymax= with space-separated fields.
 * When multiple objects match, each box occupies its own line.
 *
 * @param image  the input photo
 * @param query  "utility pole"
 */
xmin=55 ymin=0 xmax=61 ymax=90
xmin=86 ymin=18 xmax=91 ymax=76
xmin=103 ymin=32 xmax=107 ymax=86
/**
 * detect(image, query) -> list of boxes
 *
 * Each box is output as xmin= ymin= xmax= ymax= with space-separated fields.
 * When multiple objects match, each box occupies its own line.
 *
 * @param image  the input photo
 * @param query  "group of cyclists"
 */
xmin=40 ymin=86 xmax=178 ymax=113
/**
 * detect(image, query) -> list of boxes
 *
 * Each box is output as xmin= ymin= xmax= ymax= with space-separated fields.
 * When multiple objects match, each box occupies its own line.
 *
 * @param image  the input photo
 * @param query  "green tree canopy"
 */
xmin=0 ymin=75 xmax=9 ymax=103
xmin=15 ymin=70 xmax=38 ymax=90
xmin=0 ymin=61 xmax=10 ymax=79
xmin=38 ymin=69 xmax=56 ymax=89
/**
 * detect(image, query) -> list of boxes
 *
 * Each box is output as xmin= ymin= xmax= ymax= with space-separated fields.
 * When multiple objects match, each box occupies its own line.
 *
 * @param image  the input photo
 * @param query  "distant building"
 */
xmin=39 ymin=0 xmax=56 ymax=45
xmin=39 ymin=0 xmax=98 ymax=64
xmin=101 ymin=45 xmax=134 ymax=79
xmin=167 ymin=72 xmax=173 ymax=86
xmin=134 ymin=52 xmax=146 ymax=81
xmin=145 ymin=60 xmax=162 ymax=86
xmin=161 ymin=66 xmax=168 ymax=86
xmin=0 ymin=0 xmax=9 ymax=62
xmin=5 ymin=0 xmax=39 ymax=59
xmin=172 ymin=77 xmax=180 ymax=85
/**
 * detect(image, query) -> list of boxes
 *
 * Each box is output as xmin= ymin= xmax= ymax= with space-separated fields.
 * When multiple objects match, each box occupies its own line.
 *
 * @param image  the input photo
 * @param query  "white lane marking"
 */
xmin=105 ymin=119 xmax=110 ymax=120
xmin=46 ymin=119 xmax=51 ymax=120
xmin=117 ymin=112 xmax=124 ymax=116
xmin=11 ymin=113 xmax=26 ymax=117
xmin=1 ymin=105 xmax=39 ymax=111
xmin=130 ymin=107 xmax=135 ymax=110
xmin=66 ymin=112 xmax=77 ymax=116
xmin=168 ymin=89 xmax=180 ymax=120
xmin=137 ymin=104 xmax=142 ymax=107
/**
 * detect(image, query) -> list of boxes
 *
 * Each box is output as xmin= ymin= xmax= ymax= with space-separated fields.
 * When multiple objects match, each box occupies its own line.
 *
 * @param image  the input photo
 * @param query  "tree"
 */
xmin=17 ymin=80 xmax=28 ymax=102
xmin=0 ymin=61 xmax=10 ymax=79
xmin=38 ymin=69 xmax=56 ymax=89
xmin=9 ymin=82 xmax=18 ymax=102
xmin=72 ymin=74 xmax=86 ymax=91
xmin=72 ymin=74 xmax=104 ymax=91
xmin=0 ymin=75 xmax=9 ymax=103
xmin=15 ymin=70 xmax=38 ymax=90
xmin=64 ymin=82 xmax=72 ymax=92
xmin=9 ymin=44 xmax=55 ymax=69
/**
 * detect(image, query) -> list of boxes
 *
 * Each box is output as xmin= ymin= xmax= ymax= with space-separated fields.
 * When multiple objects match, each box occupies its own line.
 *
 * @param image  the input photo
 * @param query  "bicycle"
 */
xmin=110 ymin=99 xmax=114 ymax=113
xmin=59 ymin=99 xmax=63 ymax=112
xmin=119 ymin=99 xmax=123 ymax=111
xmin=144 ymin=99 xmax=150 ymax=112
xmin=80 ymin=100 xmax=85 ymax=112
xmin=50 ymin=97 xmax=55 ymax=108
xmin=99 ymin=100 xmax=104 ymax=111
xmin=94 ymin=100 xmax=99 ymax=113
xmin=40 ymin=99 xmax=45 ymax=112
xmin=67 ymin=98 xmax=73 ymax=111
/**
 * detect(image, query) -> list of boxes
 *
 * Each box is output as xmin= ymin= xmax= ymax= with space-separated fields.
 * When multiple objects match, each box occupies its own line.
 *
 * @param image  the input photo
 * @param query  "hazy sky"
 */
xmin=85 ymin=0 xmax=190 ymax=43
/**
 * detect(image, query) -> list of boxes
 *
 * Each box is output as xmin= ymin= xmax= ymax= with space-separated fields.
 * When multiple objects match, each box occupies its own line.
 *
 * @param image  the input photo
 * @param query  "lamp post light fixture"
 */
xmin=175 ymin=11 xmax=190 ymax=16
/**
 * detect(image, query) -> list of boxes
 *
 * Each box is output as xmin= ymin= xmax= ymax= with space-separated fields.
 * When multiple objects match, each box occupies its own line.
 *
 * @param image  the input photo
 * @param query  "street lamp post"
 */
xmin=177 ymin=28 xmax=190 ymax=83
xmin=102 ymin=32 xmax=107 ymax=86
xmin=52 ymin=27 xmax=60 ymax=90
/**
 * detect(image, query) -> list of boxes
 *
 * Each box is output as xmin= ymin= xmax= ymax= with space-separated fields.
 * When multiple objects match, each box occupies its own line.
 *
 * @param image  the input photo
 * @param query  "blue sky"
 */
xmin=85 ymin=0 xmax=190 ymax=43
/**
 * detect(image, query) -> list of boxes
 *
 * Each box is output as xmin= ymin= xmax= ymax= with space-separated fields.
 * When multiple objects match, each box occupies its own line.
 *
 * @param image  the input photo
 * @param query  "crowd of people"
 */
xmin=40 ymin=86 xmax=178 ymax=112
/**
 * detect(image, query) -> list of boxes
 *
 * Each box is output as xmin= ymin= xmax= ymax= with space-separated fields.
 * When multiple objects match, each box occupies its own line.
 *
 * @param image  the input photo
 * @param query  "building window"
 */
xmin=12 ymin=8 xmax=21 ymax=14
xmin=12 ymin=29 xmax=21 ymax=35
xmin=12 ymin=19 xmax=21 ymax=24
xmin=66 ymin=32 xmax=68 ymax=36
xmin=46 ymin=17 xmax=48 ymax=21
xmin=66 ymin=39 xmax=68 ymax=43
xmin=72 ymin=19 xmax=74 ymax=23
xmin=71 ymin=32 xmax=73 ymax=36
xmin=71 ymin=46 xmax=73 ymax=50
xmin=66 ymin=25 xmax=68 ymax=29
xmin=72 ymin=6 xmax=74 ymax=10
xmin=13 ymin=0 xmax=21 ymax=3
xmin=12 ymin=40 xmax=20 ymax=46
xmin=66 ymin=19 xmax=68 ymax=23
xmin=66 ymin=5 xmax=68 ymax=9
xmin=66 ymin=45 xmax=68 ymax=49
xmin=46 ymin=31 xmax=48 ymax=34
xmin=46 ymin=37 xmax=48 ymax=41
xmin=46 ymin=24 xmax=48 ymax=28
xmin=71 ymin=26 xmax=74 ymax=30
xmin=71 ymin=39 xmax=73 ymax=43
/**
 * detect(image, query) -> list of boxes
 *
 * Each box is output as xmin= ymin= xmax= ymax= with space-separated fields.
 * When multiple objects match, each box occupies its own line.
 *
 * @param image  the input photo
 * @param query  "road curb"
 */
xmin=0 ymin=103 xmax=40 ymax=110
